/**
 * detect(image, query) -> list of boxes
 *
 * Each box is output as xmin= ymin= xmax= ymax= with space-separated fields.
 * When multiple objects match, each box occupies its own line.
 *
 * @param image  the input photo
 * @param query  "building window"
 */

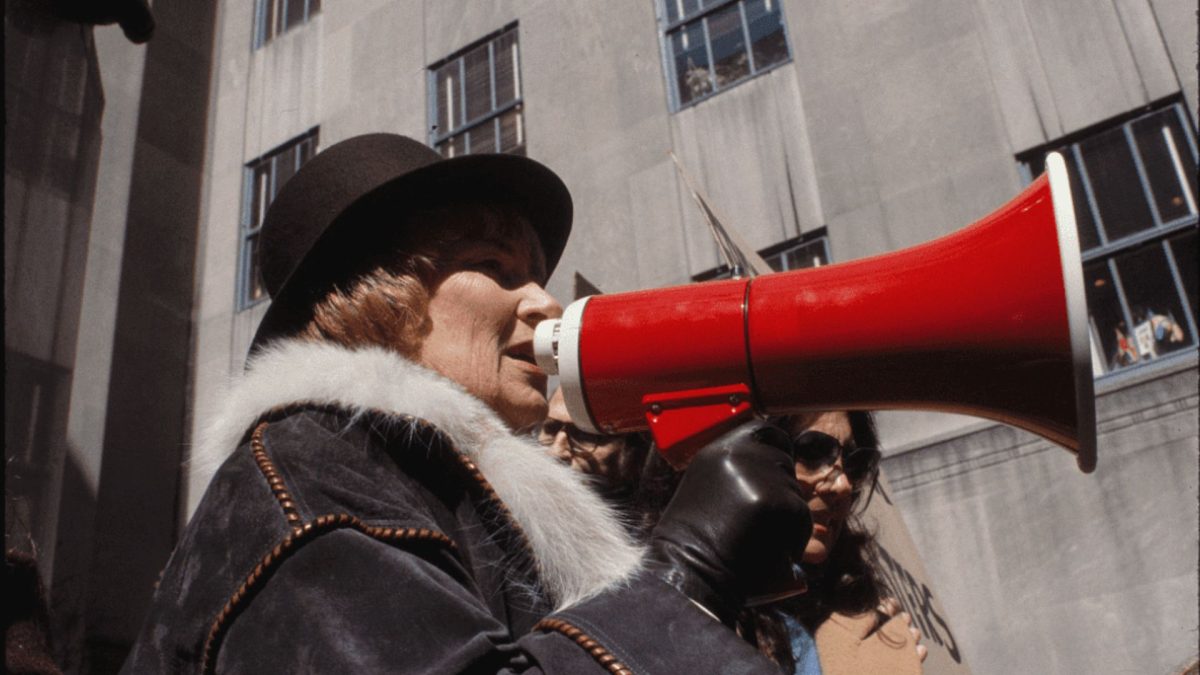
xmin=1020 ymin=101 xmax=1198 ymax=377
xmin=694 ymin=229 xmax=830 ymax=281
xmin=5 ymin=350 xmax=68 ymax=552
xmin=253 ymin=0 xmax=321 ymax=49
xmin=659 ymin=0 xmax=790 ymax=110
xmin=238 ymin=129 xmax=319 ymax=310
xmin=428 ymin=25 xmax=524 ymax=157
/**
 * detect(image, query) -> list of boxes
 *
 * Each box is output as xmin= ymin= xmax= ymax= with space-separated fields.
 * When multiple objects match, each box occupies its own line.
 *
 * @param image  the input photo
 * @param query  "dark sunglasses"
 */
xmin=536 ymin=419 xmax=614 ymax=455
xmin=791 ymin=430 xmax=881 ymax=508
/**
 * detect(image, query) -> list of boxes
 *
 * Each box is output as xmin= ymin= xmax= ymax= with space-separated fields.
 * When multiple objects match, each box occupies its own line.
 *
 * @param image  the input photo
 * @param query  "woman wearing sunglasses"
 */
xmin=752 ymin=410 xmax=926 ymax=675
xmin=634 ymin=410 xmax=925 ymax=674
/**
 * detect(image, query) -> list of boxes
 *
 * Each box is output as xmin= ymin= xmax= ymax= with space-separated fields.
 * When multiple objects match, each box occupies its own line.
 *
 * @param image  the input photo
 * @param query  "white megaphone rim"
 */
xmin=1046 ymin=151 xmax=1097 ymax=473
xmin=548 ymin=297 xmax=599 ymax=434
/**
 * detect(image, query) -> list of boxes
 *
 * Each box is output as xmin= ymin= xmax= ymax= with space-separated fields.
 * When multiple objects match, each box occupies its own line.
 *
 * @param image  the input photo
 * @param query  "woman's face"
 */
xmin=789 ymin=411 xmax=856 ymax=565
xmin=415 ymin=223 xmax=561 ymax=431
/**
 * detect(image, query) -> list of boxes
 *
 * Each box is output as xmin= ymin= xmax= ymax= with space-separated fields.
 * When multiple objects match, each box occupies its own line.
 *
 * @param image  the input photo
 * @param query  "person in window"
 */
xmin=1112 ymin=320 xmax=1140 ymax=368
xmin=121 ymin=134 xmax=810 ymax=673
xmin=1139 ymin=306 xmax=1187 ymax=349
xmin=637 ymin=410 xmax=927 ymax=674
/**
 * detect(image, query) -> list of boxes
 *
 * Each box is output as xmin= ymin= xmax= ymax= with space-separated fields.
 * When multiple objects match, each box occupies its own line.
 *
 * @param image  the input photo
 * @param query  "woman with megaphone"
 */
xmin=122 ymin=134 xmax=817 ymax=674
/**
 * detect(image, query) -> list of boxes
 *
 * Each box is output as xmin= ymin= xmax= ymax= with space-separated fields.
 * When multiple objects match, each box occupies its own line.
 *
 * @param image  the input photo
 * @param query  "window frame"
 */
xmin=253 ymin=0 xmax=321 ymax=50
xmin=693 ymin=228 xmax=831 ymax=281
xmin=656 ymin=0 xmax=793 ymax=112
xmin=426 ymin=23 xmax=525 ymax=157
xmin=1017 ymin=99 xmax=1198 ymax=380
xmin=237 ymin=128 xmax=319 ymax=311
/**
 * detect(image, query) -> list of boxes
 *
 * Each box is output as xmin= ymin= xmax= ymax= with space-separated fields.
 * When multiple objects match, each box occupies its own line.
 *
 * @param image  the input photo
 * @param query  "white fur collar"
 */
xmin=193 ymin=339 xmax=643 ymax=608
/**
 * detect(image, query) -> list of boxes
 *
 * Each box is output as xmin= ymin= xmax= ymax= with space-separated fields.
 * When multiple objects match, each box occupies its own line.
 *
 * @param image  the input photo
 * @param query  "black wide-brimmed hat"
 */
xmin=248 ymin=133 xmax=573 ymax=354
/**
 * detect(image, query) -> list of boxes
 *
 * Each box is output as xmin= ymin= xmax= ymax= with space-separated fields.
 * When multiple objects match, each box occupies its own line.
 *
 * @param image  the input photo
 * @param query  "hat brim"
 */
xmin=250 ymin=152 xmax=572 ymax=354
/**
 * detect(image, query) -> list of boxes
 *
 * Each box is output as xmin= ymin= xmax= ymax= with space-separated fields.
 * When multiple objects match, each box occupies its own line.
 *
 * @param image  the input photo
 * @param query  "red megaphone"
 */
xmin=535 ymin=153 xmax=1096 ymax=473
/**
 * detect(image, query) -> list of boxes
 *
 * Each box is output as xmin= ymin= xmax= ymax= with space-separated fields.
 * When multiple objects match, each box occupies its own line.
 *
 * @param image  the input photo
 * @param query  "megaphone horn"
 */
xmin=535 ymin=152 xmax=1097 ymax=473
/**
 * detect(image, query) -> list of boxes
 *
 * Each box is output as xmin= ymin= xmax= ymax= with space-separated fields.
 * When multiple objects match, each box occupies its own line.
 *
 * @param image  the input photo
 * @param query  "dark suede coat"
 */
xmin=121 ymin=340 xmax=777 ymax=674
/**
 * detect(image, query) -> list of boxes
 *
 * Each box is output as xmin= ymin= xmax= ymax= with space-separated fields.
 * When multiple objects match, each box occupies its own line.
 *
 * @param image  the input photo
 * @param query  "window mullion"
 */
xmin=1173 ymin=104 xmax=1199 ymax=160
xmin=1070 ymin=144 xmax=1109 ymax=247
xmin=253 ymin=0 xmax=263 ymax=49
xmin=1123 ymin=124 xmax=1164 ymax=229
xmin=488 ymin=40 xmax=497 ymax=113
xmin=738 ymin=0 xmax=755 ymax=73
xmin=268 ymin=155 xmax=278 ymax=202
xmin=701 ymin=16 xmax=716 ymax=93
xmin=1159 ymin=122 xmax=1197 ymax=215
xmin=1078 ymin=219 xmax=1194 ymax=262
xmin=1107 ymin=258 xmax=1137 ymax=345
xmin=458 ymin=58 xmax=467 ymax=134
xmin=240 ymin=167 xmax=253 ymax=232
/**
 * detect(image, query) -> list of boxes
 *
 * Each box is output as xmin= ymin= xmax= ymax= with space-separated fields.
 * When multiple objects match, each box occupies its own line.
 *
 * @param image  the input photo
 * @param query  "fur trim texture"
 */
xmin=192 ymin=339 xmax=643 ymax=608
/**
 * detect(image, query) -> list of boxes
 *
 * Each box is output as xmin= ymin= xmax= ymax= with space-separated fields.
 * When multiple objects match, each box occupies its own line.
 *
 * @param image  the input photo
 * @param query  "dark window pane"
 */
xmin=745 ymin=0 xmax=787 ymax=70
xmin=708 ymin=4 xmax=749 ymax=88
xmin=494 ymin=31 xmax=519 ymax=106
xmin=463 ymin=43 xmax=493 ymax=122
xmin=671 ymin=22 xmax=711 ymax=104
xmin=436 ymin=134 xmax=467 ymax=158
xmin=1169 ymin=229 xmax=1197 ymax=328
xmin=666 ymin=0 xmax=701 ymax=24
xmin=273 ymin=145 xmax=297 ymax=198
xmin=308 ymin=0 xmax=320 ymax=16
xmin=435 ymin=61 xmax=460 ymax=134
xmin=499 ymin=108 xmax=524 ymax=155
xmin=469 ymin=119 xmax=497 ymax=154
xmin=1078 ymin=125 xmax=1155 ymax=242
xmin=283 ymin=0 xmax=305 ymax=31
xmin=1061 ymin=149 xmax=1103 ymax=250
xmin=1114 ymin=241 xmax=1192 ymax=359
xmin=1084 ymin=261 xmax=1135 ymax=373
xmin=778 ymin=240 xmax=828 ymax=271
xmin=1132 ymin=110 xmax=1198 ymax=224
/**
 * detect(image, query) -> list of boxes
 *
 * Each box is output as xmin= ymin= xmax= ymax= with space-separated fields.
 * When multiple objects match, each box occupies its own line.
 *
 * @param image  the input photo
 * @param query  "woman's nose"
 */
xmin=518 ymin=282 xmax=562 ymax=325
xmin=549 ymin=431 xmax=573 ymax=463
xmin=818 ymin=469 xmax=854 ymax=502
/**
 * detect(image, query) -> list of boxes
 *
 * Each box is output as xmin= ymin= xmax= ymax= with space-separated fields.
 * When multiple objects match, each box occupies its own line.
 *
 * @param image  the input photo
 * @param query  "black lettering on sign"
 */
xmin=871 ymin=544 xmax=963 ymax=664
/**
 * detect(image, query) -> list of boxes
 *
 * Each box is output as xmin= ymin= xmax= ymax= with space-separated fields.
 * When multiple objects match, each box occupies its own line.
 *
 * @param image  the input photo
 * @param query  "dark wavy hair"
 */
xmin=632 ymin=411 xmax=887 ymax=671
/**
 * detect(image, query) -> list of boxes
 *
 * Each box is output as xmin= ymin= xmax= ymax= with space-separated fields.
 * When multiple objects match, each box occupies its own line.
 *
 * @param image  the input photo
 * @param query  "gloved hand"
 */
xmin=645 ymin=421 xmax=812 ymax=626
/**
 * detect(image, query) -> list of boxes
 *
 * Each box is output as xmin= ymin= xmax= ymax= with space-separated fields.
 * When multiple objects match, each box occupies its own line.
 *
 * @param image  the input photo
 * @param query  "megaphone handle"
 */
xmin=644 ymin=383 xmax=757 ymax=469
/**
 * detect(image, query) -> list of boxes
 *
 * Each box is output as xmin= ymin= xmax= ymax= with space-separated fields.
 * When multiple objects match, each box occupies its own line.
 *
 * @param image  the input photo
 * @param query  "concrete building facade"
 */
xmin=186 ymin=3 xmax=1197 ymax=674
xmin=6 ymin=0 xmax=1196 ymax=672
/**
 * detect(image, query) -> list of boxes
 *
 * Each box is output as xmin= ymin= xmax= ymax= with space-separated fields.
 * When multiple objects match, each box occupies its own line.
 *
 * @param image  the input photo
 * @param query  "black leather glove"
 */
xmin=645 ymin=421 xmax=812 ymax=626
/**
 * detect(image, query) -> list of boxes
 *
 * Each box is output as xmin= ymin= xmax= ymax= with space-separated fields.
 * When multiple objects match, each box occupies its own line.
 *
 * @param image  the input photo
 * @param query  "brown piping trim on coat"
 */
xmin=199 ymin=512 xmax=457 ymax=674
xmin=250 ymin=421 xmax=303 ymax=533
xmin=534 ymin=618 xmax=635 ymax=675
xmin=248 ymin=407 xmax=536 ymax=561
xmin=248 ymin=405 xmax=538 ymax=566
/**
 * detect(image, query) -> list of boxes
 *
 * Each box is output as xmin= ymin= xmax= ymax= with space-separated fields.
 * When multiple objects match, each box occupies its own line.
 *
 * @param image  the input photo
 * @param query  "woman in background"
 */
xmin=636 ymin=410 xmax=927 ymax=674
